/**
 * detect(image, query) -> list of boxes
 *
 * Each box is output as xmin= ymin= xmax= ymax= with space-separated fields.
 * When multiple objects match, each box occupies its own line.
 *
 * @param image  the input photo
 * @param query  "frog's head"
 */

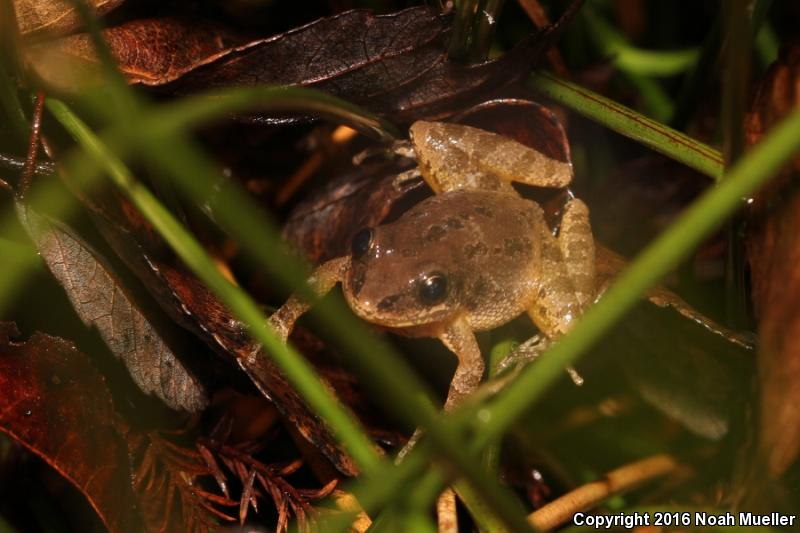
xmin=342 ymin=225 xmax=462 ymax=328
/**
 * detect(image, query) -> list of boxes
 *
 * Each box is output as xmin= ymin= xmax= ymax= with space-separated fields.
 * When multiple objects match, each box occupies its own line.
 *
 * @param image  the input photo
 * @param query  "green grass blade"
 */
xmin=528 ymin=71 xmax=724 ymax=180
xmin=583 ymin=11 xmax=699 ymax=77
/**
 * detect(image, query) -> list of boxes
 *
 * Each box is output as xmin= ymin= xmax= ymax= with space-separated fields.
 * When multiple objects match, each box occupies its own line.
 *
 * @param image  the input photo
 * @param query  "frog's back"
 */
xmin=395 ymin=190 xmax=548 ymax=330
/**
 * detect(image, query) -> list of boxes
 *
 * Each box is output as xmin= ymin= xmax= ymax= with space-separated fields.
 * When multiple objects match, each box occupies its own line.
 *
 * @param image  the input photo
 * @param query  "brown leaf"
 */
xmin=24 ymin=17 xmax=252 ymax=90
xmin=0 ymin=321 xmax=142 ymax=533
xmin=16 ymin=202 xmax=208 ymax=412
xmin=744 ymin=41 xmax=800 ymax=477
xmin=14 ymin=0 xmax=123 ymax=37
xmin=283 ymin=159 xmax=423 ymax=263
xmin=25 ymin=3 xmax=583 ymax=124
xmin=168 ymin=4 xmax=583 ymax=124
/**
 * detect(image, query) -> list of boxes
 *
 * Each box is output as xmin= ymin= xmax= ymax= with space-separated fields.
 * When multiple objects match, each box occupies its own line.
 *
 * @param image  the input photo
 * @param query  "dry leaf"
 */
xmin=16 ymin=202 xmax=208 ymax=412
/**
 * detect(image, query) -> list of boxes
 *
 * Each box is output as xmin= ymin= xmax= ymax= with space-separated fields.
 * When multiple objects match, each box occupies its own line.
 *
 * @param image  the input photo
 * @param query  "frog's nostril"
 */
xmin=349 ymin=270 xmax=365 ymax=295
xmin=378 ymin=294 xmax=401 ymax=310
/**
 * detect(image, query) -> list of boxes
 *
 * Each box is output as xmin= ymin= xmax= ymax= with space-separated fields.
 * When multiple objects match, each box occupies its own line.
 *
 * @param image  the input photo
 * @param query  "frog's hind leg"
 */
xmin=557 ymin=198 xmax=595 ymax=309
xmin=409 ymin=121 xmax=573 ymax=194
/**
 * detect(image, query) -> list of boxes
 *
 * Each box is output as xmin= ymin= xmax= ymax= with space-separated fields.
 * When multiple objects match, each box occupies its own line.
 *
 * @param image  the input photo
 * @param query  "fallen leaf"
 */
xmin=25 ymin=17 xmax=251 ymax=89
xmin=744 ymin=41 xmax=800 ymax=477
xmin=25 ymin=3 xmax=584 ymax=124
xmin=0 ymin=321 xmax=142 ymax=533
xmin=14 ymin=0 xmax=124 ymax=37
xmin=15 ymin=202 xmax=208 ymax=412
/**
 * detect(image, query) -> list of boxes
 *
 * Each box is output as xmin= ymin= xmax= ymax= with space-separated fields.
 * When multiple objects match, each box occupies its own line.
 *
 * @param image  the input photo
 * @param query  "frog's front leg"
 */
xmin=269 ymin=256 xmax=350 ymax=341
xmin=439 ymin=316 xmax=485 ymax=410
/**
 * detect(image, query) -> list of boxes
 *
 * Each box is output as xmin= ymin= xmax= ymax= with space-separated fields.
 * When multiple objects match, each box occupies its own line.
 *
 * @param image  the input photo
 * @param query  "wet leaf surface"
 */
xmin=15 ymin=201 xmax=208 ymax=413
xmin=745 ymin=41 xmax=800 ymax=477
xmin=13 ymin=0 xmax=124 ymax=37
xmin=0 ymin=321 xmax=142 ymax=533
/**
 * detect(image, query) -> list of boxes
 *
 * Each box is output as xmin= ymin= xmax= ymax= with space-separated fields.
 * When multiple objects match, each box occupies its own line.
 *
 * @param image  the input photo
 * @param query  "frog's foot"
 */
xmin=351 ymin=139 xmax=415 ymax=166
xmin=390 ymin=138 xmax=415 ymax=159
xmin=496 ymin=334 xmax=583 ymax=386
xmin=497 ymin=334 xmax=550 ymax=373
xmin=267 ymin=309 xmax=294 ymax=343
xmin=391 ymin=167 xmax=422 ymax=192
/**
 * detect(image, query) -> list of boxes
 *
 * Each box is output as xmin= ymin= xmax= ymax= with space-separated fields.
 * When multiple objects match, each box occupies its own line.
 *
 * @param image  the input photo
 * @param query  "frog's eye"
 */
xmin=418 ymin=272 xmax=448 ymax=305
xmin=351 ymin=228 xmax=373 ymax=259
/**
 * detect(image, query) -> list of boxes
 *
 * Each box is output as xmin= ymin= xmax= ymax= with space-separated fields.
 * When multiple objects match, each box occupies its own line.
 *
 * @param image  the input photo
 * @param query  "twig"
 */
xmin=20 ymin=90 xmax=46 ymax=198
xmin=516 ymin=0 xmax=570 ymax=77
xmin=528 ymin=454 xmax=685 ymax=531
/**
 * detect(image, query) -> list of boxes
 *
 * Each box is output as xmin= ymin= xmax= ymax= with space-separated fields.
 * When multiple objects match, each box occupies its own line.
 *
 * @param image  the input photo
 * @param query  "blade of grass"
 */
xmin=720 ymin=0 xmax=752 ymax=330
xmin=448 ymin=0 xmax=480 ymax=61
xmin=583 ymin=10 xmax=699 ymax=77
xmin=470 ymin=0 xmax=505 ymax=62
xmin=528 ymin=71 xmax=724 ymax=180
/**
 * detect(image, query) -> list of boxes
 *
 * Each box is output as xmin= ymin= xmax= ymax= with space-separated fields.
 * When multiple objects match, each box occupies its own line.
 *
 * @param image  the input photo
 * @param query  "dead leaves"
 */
xmin=15 ymin=202 xmax=208 ymax=412
xmin=21 ymin=4 xmax=582 ymax=124
xmin=13 ymin=0 xmax=124 ymax=37
xmin=25 ymin=17 xmax=252 ymax=88
xmin=745 ymin=41 xmax=800 ymax=477
xmin=0 ymin=322 xmax=142 ymax=533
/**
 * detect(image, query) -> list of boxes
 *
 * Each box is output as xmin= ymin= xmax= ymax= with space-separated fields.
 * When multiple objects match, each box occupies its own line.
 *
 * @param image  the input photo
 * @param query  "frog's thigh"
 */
xmin=438 ymin=317 xmax=485 ymax=410
xmin=269 ymin=256 xmax=350 ymax=342
xmin=410 ymin=121 xmax=572 ymax=193
xmin=558 ymin=199 xmax=595 ymax=308
xmin=471 ymin=128 xmax=573 ymax=189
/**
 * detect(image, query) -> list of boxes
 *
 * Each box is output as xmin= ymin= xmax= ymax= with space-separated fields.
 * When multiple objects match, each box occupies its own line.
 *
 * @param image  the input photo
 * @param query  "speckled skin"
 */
xmin=270 ymin=121 xmax=595 ymax=410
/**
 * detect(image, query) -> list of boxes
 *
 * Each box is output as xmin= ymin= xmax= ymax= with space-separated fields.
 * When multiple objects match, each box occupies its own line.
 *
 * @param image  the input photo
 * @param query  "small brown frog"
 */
xmin=269 ymin=121 xmax=595 ymax=410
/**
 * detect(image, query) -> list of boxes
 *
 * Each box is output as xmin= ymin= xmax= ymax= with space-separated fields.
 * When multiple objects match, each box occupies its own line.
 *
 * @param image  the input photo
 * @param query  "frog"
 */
xmin=269 ymin=120 xmax=595 ymax=411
